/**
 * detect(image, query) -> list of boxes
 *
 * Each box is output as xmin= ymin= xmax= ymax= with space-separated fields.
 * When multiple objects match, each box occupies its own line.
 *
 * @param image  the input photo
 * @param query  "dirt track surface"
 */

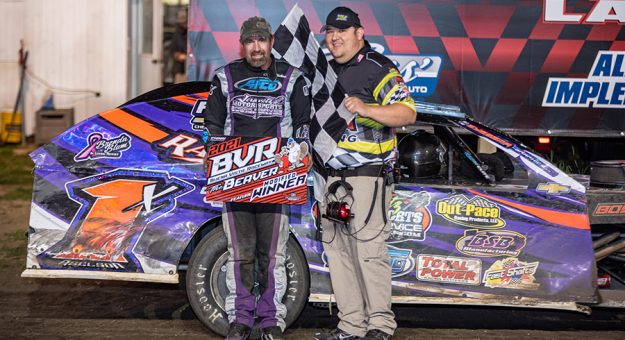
xmin=2 ymin=198 xmax=625 ymax=339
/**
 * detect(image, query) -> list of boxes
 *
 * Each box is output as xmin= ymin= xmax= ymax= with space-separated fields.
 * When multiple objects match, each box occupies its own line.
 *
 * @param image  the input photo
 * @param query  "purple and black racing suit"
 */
xmin=204 ymin=56 xmax=310 ymax=330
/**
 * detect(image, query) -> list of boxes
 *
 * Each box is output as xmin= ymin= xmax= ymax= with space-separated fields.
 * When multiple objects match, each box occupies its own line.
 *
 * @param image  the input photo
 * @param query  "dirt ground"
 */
xmin=2 ymin=195 xmax=625 ymax=339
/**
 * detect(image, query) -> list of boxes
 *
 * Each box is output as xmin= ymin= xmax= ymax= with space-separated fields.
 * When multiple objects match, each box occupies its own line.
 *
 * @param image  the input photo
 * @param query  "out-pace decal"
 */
xmin=436 ymin=194 xmax=505 ymax=229
xmin=416 ymin=254 xmax=482 ymax=286
xmin=204 ymin=136 xmax=309 ymax=204
xmin=543 ymin=51 xmax=625 ymax=109
xmin=190 ymin=99 xmax=207 ymax=131
xmin=388 ymin=191 xmax=432 ymax=242
xmin=41 ymin=169 xmax=194 ymax=270
xmin=483 ymin=258 xmax=540 ymax=290
xmin=74 ymin=132 xmax=132 ymax=162
xmin=388 ymin=245 xmax=416 ymax=278
xmin=536 ymin=183 xmax=572 ymax=195
xmin=455 ymin=229 xmax=527 ymax=257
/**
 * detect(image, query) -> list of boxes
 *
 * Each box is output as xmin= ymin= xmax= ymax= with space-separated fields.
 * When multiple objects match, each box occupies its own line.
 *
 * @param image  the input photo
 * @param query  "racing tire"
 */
xmin=185 ymin=225 xmax=310 ymax=338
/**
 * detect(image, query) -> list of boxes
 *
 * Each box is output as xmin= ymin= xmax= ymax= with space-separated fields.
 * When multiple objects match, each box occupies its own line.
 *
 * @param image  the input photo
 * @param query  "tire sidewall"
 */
xmin=186 ymin=225 xmax=310 ymax=337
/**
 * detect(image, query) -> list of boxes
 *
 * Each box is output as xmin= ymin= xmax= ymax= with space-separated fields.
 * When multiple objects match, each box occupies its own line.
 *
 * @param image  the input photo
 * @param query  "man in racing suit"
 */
xmin=203 ymin=16 xmax=310 ymax=340
xmin=314 ymin=7 xmax=416 ymax=340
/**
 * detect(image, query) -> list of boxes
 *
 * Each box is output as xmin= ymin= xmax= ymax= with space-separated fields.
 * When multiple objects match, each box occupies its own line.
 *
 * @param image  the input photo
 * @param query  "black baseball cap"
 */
xmin=321 ymin=7 xmax=362 ymax=32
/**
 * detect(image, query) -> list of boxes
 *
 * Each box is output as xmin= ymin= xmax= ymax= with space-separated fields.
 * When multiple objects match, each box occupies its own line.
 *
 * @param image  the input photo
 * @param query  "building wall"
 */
xmin=0 ymin=0 xmax=129 ymax=137
xmin=0 ymin=1 xmax=25 ymax=118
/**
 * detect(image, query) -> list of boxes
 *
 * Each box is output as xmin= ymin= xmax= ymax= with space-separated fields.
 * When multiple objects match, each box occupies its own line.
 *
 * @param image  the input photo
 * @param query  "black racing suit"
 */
xmin=204 ymin=57 xmax=310 ymax=330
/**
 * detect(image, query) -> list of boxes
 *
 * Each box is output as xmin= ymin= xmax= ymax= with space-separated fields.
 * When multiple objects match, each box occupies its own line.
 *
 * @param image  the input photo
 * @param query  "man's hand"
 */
xmin=344 ymin=95 xmax=416 ymax=128
xmin=344 ymin=96 xmax=369 ymax=117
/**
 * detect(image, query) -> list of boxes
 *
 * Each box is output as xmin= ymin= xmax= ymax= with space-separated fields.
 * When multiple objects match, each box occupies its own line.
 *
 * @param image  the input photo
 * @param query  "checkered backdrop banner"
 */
xmin=187 ymin=0 xmax=625 ymax=134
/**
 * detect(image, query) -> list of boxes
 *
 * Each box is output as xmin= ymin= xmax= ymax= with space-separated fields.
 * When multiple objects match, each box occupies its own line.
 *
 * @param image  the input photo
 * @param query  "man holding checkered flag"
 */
xmin=274 ymin=5 xmax=416 ymax=340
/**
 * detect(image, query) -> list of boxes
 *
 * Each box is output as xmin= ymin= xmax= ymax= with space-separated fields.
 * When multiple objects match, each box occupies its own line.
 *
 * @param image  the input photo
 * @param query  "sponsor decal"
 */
xmin=74 ymin=132 xmax=131 ymax=162
xmin=456 ymin=229 xmax=527 ymax=257
xmin=323 ymin=246 xmax=416 ymax=278
xmin=593 ymin=203 xmax=625 ymax=216
xmin=234 ymin=77 xmax=282 ymax=92
xmin=543 ymin=0 xmax=625 ymax=24
xmin=230 ymin=94 xmax=285 ymax=119
xmin=416 ymin=254 xmax=481 ymax=285
xmin=536 ymin=182 xmax=571 ymax=195
xmin=204 ymin=136 xmax=309 ymax=204
xmin=483 ymin=257 xmax=540 ymax=290
xmin=155 ymin=131 xmax=205 ymax=164
xmin=59 ymin=260 xmax=125 ymax=269
xmin=436 ymin=194 xmax=506 ymax=229
xmin=459 ymin=122 xmax=513 ymax=149
xmin=388 ymin=191 xmax=432 ymax=242
xmin=543 ymin=51 xmax=625 ymax=109
xmin=388 ymin=245 xmax=416 ymax=278
xmin=50 ymin=169 xmax=194 ymax=268
xmin=517 ymin=149 xmax=560 ymax=177
xmin=190 ymin=99 xmax=207 ymax=131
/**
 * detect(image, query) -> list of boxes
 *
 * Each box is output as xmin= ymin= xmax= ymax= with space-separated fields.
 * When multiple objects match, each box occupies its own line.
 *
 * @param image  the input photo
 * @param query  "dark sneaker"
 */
xmin=313 ymin=328 xmax=361 ymax=340
xmin=261 ymin=326 xmax=284 ymax=340
xmin=225 ymin=322 xmax=251 ymax=340
xmin=362 ymin=329 xmax=392 ymax=340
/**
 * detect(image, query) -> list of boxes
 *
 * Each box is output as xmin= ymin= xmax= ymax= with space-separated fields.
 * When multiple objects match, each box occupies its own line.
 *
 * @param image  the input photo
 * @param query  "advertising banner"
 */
xmin=188 ymin=0 xmax=625 ymax=134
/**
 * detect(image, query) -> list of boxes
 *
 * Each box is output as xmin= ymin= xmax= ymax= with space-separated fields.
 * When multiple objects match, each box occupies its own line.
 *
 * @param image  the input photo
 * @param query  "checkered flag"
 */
xmin=272 ymin=4 xmax=354 ymax=167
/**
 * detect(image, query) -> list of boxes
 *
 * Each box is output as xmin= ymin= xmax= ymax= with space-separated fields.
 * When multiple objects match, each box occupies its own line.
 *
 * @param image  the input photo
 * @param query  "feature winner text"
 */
xmin=251 ymin=172 xmax=307 ymax=201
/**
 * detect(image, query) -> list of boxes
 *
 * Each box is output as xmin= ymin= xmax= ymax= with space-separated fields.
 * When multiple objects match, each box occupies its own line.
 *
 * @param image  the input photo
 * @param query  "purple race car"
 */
xmin=22 ymin=82 xmax=625 ymax=336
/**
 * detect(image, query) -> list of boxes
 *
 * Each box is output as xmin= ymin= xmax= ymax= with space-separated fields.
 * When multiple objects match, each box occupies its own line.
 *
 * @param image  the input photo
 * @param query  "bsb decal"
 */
xmin=543 ymin=51 xmax=625 ymax=109
xmin=416 ymin=254 xmax=482 ymax=286
xmin=204 ymin=136 xmax=309 ymax=204
xmin=436 ymin=194 xmax=505 ymax=229
xmin=456 ymin=229 xmax=527 ymax=257
xmin=74 ymin=132 xmax=132 ymax=162
xmin=483 ymin=258 xmax=540 ymax=290
xmin=43 ymin=169 xmax=194 ymax=270
xmin=388 ymin=191 xmax=432 ymax=242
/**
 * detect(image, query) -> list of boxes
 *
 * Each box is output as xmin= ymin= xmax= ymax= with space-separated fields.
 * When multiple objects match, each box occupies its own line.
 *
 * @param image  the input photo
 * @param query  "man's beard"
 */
xmin=247 ymin=51 xmax=268 ymax=67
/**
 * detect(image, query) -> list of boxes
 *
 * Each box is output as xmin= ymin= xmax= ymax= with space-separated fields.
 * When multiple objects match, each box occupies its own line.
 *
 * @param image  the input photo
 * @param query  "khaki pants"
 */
xmin=321 ymin=175 xmax=396 ymax=337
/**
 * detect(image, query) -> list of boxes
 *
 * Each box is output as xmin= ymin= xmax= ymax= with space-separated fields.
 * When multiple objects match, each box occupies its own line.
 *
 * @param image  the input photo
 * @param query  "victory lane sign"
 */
xmin=204 ymin=136 xmax=309 ymax=204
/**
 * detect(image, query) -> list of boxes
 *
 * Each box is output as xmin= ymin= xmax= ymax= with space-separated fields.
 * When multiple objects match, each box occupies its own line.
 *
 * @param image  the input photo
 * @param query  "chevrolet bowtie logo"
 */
xmin=536 ymin=183 xmax=570 ymax=195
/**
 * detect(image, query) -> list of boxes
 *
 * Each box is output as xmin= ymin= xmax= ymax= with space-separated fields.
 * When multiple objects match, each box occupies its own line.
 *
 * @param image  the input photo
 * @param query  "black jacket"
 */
xmin=204 ymin=57 xmax=310 ymax=139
